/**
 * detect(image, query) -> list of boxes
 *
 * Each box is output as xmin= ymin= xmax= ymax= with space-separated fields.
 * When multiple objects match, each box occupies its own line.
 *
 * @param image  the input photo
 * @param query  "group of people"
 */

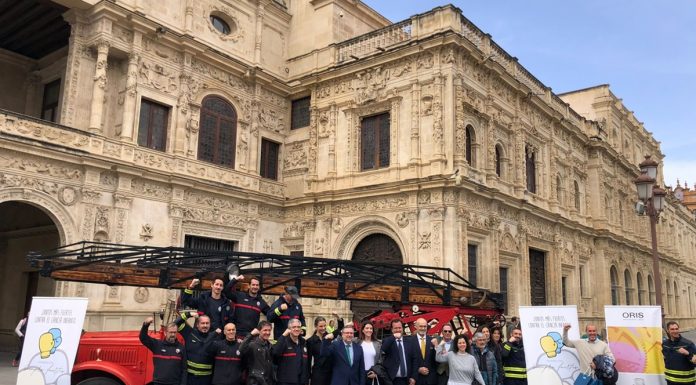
xmin=138 ymin=276 xmax=696 ymax=385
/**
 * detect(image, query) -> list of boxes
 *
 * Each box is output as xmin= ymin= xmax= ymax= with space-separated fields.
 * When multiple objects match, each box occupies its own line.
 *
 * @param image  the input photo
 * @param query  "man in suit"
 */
xmin=322 ymin=324 xmax=365 ymax=385
xmin=411 ymin=318 xmax=437 ymax=385
xmin=381 ymin=319 xmax=417 ymax=385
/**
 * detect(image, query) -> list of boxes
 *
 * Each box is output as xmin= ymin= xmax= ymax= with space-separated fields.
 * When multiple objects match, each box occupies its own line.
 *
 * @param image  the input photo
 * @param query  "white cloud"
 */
xmin=663 ymin=159 xmax=696 ymax=188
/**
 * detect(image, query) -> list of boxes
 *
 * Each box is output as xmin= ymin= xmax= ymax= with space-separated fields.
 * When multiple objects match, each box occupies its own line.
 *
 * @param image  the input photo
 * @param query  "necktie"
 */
xmin=420 ymin=337 xmax=426 ymax=359
xmin=397 ymin=339 xmax=406 ymax=376
xmin=345 ymin=344 xmax=352 ymax=366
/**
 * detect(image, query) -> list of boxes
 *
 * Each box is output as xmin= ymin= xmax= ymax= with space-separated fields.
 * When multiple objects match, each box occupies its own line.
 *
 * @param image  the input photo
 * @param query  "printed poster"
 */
xmin=519 ymin=306 xmax=582 ymax=385
xmin=17 ymin=297 xmax=88 ymax=385
xmin=605 ymin=306 xmax=666 ymax=385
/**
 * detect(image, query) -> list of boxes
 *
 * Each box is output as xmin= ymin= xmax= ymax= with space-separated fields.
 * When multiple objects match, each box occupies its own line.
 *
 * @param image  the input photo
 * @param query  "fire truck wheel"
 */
xmin=76 ymin=377 xmax=121 ymax=385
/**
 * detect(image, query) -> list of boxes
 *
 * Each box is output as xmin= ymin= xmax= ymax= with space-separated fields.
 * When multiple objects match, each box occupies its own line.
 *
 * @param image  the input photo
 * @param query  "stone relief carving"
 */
xmin=421 ymin=95 xmax=433 ymax=116
xmin=0 ymin=113 xmax=89 ymax=148
xmin=131 ymin=179 xmax=172 ymax=200
xmin=134 ymin=287 xmax=149 ymax=303
xmin=142 ymin=38 xmax=184 ymax=64
xmin=332 ymin=218 xmax=343 ymax=233
xmin=184 ymin=190 xmax=247 ymax=212
xmin=57 ymin=186 xmax=79 ymax=206
xmin=355 ymin=66 xmax=388 ymax=105
xmin=283 ymin=222 xmax=305 ymax=238
xmin=139 ymin=60 xmax=178 ymax=94
xmin=500 ymin=232 xmax=519 ymax=253
xmin=0 ymin=154 xmax=82 ymax=180
xmin=418 ymin=232 xmax=431 ymax=249
xmin=95 ymin=206 xmax=110 ymax=234
xmin=284 ymin=141 xmax=308 ymax=172
xmin=183 ymin=207 xmax=248 ymax=228
xmin=191 ymin=58 xmax=251 ymax=95
xmin=395 ymin=212 xmax=410 ymax=228
xmin=418 ymin=192 xmax=431 ymax=205
xmin=140 ymin=223 xmax=154 ymax=241
xmin=259 ymin=180 xmax=284 ymax=196
xmin=257 ymin=106 xmax=284 ymax=133
xmin=332 ymin=194 xmax=408 ymax=215
xmin=134 ymin=150 xmax=175 ymax=172
xmin=0 ymin=173 xmax=59 ymax=196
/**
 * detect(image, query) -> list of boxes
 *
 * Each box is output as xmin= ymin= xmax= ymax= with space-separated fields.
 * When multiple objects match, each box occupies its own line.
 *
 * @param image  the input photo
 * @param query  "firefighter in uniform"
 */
xmin=268 ymin=286 xmax=306 ymax=340
xmin=501 ymin=327 xmax=527 ymax=385
xmin=206 ymin=322 xmax=244 ymax=385
xmin=183 ymin=277 xmax=234 ymax=332
xmin=139 ymin=316 xmax=187 ymax=385
xmin=663 ymin=321 xmax=696 ymax=385
xmin=272 ymin=319 xmax=310 ymax=385
xmin=241 ymin=321 xmax=275 ymax=385
xmin=177 ymin=311 xmax=216 ymax=385
xmin=225 ymin=275 xmax=270 ymax=338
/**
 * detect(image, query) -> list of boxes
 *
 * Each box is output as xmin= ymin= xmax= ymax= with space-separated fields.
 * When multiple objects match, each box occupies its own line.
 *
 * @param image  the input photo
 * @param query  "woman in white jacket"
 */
xmin=434 ymin=334 xmax=485 ymax=385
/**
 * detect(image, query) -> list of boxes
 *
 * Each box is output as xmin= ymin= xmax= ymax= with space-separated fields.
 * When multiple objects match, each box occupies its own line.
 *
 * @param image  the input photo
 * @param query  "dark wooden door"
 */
xmin=351 ymin=234 xmax=402 ymax=321
xmin=529 ymin=249 xmax=546 ymax=306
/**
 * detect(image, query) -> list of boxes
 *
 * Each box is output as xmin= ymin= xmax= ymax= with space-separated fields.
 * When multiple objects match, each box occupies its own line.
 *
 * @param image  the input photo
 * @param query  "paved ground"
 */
xmin=0 ymin=351 xmax=17 ymax=385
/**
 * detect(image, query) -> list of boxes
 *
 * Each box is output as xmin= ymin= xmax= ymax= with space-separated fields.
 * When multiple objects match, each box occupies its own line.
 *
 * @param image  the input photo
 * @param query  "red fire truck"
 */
xmin=29 ymin=241 xmax=504 ymax=385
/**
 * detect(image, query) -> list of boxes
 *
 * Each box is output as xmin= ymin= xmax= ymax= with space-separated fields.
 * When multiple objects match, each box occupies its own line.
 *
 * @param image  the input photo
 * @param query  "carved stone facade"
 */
xmin=1 ymin=1 xmax=695 ymax=345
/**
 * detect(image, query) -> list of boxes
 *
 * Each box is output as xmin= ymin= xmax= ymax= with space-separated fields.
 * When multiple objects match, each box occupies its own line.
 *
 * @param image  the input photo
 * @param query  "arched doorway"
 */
xmin=350 ymin=233 xmax=402 ymax=322
xmin=0 ymin=201 xmax=59 ymax=351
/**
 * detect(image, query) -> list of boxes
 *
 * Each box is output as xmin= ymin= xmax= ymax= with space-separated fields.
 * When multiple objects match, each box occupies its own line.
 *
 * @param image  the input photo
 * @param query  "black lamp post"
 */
xmin=634 ymin=155 xmax=666 ymax=308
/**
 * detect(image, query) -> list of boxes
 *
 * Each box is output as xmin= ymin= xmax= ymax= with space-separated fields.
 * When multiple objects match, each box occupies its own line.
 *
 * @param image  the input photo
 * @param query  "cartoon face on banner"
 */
xmin=519 ymin=306 xmax=582 ymax=385
xmin=38 ymin=328 xmax=63 ymax=359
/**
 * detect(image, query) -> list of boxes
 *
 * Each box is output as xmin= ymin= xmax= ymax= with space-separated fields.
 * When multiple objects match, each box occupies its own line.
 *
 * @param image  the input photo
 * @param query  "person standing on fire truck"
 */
xmin=139 ymin=316 xmax=187 ymax=385
xmin=183 ymin=277 xmax=234 ymax=332
xmin=225 ymin=275 xmax=270 ymax=338
xmin=177 ymin=311 xmax=217 ymax=385
xmin=268 ymin=286 xmax=306 ymax=340
xmin=206 ymin=322 xmax=244 ymax=385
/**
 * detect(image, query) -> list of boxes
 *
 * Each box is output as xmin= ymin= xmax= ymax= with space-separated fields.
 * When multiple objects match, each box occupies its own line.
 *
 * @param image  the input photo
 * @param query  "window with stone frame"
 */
xmin=360 ymin=112 xmax=390 ymax=171
xmin=465 ymin=125 xmax=475 ymax=166
xmin=137 ymin=99 xmax=169 ymax=152
xmin=467 ymin=244 xmax=478 ymax=286
xmin=260 ymin=138 xmax=280 ymax=180
xmin=41 ymin=79 xmax=61 ymax=122
xmin=198 ymin=96 xmax=237 ymax=168
xmin=291 ymin=96 xmax=310 ymax=129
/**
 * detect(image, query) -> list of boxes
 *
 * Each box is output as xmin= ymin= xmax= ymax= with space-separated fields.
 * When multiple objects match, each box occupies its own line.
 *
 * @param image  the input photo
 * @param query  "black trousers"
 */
xmin=188 ymin=374 xmax=212 ymax=385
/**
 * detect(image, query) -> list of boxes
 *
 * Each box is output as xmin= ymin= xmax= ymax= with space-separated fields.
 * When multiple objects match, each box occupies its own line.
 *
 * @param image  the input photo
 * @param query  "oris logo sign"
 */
xmin=622 ymin=312 xmax=644 ymax=320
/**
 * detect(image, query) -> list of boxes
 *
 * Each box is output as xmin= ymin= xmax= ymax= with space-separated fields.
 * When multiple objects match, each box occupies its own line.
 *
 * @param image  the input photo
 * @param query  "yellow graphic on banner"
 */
xmin=607 ymin=326 xmax=665 ymax=374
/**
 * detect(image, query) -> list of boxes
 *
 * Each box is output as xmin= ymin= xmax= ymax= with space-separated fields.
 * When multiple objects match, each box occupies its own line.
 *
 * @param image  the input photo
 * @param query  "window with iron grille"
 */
xmin=360 ymin=113 xmax=390 ymax=171
xmin=289 ymin=251 xmax=304 ymax=257
xmin=198 ymin=96 xmax=237 ymax=167
xmin=41 ymin=79 xmax=61 ymax=122
xmin=291 ymin=96 xmax=310 ymax=129
xmin=137 ymin=99 xmax=169 ymax=151
xmin=260 ymin=138 xmax=280 ymax=180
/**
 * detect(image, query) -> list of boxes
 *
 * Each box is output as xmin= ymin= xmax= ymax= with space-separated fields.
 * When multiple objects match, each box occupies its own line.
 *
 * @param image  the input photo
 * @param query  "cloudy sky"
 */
xmin=364 ymin=1 xmax=696 ymax=189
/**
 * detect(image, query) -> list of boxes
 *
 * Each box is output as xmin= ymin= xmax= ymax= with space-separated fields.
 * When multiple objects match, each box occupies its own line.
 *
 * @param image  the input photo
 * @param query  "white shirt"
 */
xmin=363 ymin=341 xmax=376 ymax=370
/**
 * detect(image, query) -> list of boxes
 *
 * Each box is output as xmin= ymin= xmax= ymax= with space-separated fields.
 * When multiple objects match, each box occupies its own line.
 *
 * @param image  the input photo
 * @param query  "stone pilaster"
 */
xmin=409 ymin=80 xmax=421 ymax=165
xmin=89 ymin=40 xmax=110 ymax=133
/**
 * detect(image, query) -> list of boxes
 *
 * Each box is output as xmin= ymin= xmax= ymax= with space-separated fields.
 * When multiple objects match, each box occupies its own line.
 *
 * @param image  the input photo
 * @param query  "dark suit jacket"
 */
xmin=409 ymin=335 xmax=437 ymax=385
xmin=381 ymin=335 xmax=418 ymax=380
xmin=321 ymin=339 xmax=366 ymax=385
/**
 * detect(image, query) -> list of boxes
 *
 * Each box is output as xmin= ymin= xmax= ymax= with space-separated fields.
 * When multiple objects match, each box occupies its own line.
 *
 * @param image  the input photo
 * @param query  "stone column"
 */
xmin=432 ymin=74 xmax=445 ymax=162
xmin=254 ymin=3 xmax=265 ymax=65
xmin=23 ymin=72 xmax=42 ymax=117
xmin=89 ymin=40 xmax=110 ymax=133
xmin=517 ymin=216 xmax=530 ymax=307
xmin=453 ymin=77 xmax=466 ymax=169
xmin=249 ymin=99 xmax=260 ymax=173
xmin=184 ymin=0 xmax=194 ymax=33
xmin=303 ymin=221 xmax=316 ymax=257
xmin=120 ymin=53 xmax=139 ymax=140
xmin=409 ymin=81 xmax=421 ymax=165
xmin=486 ymin=214 xmax=501 ymax=289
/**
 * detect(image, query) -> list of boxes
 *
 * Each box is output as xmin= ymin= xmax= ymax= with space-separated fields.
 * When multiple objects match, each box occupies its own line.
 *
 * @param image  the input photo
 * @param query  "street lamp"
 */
xmin=633 ymin=155 xmax=666 ymax=308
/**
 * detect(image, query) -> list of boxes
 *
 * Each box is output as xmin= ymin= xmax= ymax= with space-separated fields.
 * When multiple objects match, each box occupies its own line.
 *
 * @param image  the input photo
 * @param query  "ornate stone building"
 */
xmin=1 ymin=0 xmax=695 ymax=350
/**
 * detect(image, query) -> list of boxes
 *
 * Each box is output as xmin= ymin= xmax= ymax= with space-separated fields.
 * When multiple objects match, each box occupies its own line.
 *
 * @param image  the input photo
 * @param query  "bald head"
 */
xmin=415 ymin=318 xmax=428 ymax=336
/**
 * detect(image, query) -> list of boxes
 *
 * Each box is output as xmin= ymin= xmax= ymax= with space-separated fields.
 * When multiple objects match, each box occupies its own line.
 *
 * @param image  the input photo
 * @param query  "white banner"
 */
xmin=605 ymin=306 xmax=666 ymax=385
xmin=16 ymin=297 xmax=88 ymax=385
xmin=519 ymin=306 xmax=581 ymax=385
